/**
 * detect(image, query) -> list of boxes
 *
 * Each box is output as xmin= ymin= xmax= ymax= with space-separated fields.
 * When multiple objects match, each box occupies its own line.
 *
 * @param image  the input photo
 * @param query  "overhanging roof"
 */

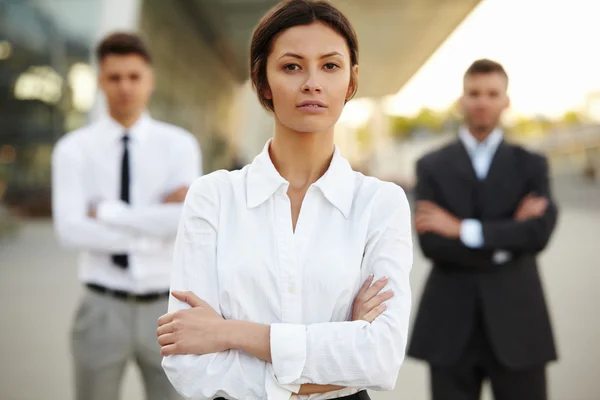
xmin=184 ymin=0 xmax=481 ymax=98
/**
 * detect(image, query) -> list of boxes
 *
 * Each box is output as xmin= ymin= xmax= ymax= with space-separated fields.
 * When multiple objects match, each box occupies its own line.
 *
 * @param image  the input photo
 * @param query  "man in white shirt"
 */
xmin=51 ymin=32 xmax=201 ymax=400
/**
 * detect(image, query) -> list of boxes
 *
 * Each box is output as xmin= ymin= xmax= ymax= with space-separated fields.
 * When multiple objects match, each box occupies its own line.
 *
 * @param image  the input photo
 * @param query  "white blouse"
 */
xmin=162 ymin=140 xmax=413 ymax=400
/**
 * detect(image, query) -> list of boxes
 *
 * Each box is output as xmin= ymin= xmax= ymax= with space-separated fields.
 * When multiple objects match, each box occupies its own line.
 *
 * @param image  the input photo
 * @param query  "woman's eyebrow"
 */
xmin=277 ymin=51 xmax=343 ymax=60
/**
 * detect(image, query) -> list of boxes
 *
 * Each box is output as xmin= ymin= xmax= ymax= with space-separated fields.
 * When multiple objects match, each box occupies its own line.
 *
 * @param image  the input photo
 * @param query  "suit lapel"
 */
xmin=441 ymin=141 xmax=478 ymax=218
xmin=451 ymin=140 xmax=478 ymax=184
xmin=481 ymin=141 xmax=519 ymax=217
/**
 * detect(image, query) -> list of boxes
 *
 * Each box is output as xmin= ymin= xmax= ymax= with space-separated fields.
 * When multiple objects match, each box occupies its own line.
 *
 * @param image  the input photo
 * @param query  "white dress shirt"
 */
xmin=51 ymin=113 xmax=202 ymax=293
xmin=458 ymin=127 xmax=511 ymax=264
xmin=162 ymin=139 xmax=413 ymax=400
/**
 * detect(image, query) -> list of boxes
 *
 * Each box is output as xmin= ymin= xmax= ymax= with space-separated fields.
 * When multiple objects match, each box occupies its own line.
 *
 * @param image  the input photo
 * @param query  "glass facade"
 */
xmin=0 ymin=0 xmax=100 ymax=216
xmin=0 ymin=0 xmax=246 ymax=217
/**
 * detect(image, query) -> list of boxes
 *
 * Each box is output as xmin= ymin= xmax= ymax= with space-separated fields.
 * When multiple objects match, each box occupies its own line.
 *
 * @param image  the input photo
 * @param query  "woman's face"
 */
xmin=264 ymin=22 xmax=358 ymax=134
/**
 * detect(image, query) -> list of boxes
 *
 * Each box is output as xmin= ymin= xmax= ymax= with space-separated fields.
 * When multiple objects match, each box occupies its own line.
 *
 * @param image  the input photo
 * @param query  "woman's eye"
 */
xmin=324 ymin=63 xmax=339 ymax=70
xmin=284 ymin=64 xmax=300 ymax=71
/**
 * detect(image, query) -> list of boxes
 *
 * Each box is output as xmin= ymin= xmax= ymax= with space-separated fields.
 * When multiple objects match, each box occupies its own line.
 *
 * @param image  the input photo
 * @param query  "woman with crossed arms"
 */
xmin=157 ymin=1 xmax=413 ymax=399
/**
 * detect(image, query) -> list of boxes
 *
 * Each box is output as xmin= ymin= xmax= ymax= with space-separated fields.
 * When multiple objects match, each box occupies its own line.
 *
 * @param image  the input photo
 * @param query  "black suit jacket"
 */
xmin=407 ymin=139 xmax=558 ymax=369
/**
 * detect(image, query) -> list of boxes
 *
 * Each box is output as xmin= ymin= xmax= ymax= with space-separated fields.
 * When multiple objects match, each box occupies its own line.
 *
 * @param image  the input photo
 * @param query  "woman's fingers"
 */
xmin=160 ymin=344 xmax=179 ymax=356
xmin=365 ymin=289 xmax=394 ymax=311
xmin=361 ymin=304 xmax=387 ymax=323
xmin=157 ymin=312 xmax=174 ymax=327
xmin=156 ymin=321 xmax=175 ymax=337
xmin=363 ymin=276 xmax=388 ymax=300
xmin=356 ymin=274 xmax=374 ymax=301
xmin=352 ymin=275 xmax=392 ymax=322
xmin=158 ymin=333 xmax=176 ymax=346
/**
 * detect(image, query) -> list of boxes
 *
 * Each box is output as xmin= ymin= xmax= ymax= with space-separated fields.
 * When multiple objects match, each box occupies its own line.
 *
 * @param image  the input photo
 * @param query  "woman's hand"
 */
xmin=157 ymin=291 xmax=228 ymax=356
xmin=351 ymin=274 xmax=394 ymax=322
xmin=296 ymin=276 xmax=395 ymax=396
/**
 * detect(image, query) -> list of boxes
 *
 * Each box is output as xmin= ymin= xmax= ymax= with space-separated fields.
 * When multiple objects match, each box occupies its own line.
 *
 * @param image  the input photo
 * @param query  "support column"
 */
xmin=368 ymin=97 xmax=391 ymax=177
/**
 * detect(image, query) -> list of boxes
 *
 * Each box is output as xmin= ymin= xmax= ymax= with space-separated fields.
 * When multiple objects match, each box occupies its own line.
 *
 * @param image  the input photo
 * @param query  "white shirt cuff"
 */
xmin=265 ymin=364 xmax=300 ymax=400
xmin=460 ymin=219 xmax=484 ymax=248
xmin=493 ymin=250 xmax=512 ymax=264
xmin=281 ymin=384 xmax=301 ymax=394
xmin=132 ymin=237 xmax=165 ymax=253
xmin=96 ymin=200 xmax=129 ymax=224
xmin=270 ymin=323 xmax=306 ymax=385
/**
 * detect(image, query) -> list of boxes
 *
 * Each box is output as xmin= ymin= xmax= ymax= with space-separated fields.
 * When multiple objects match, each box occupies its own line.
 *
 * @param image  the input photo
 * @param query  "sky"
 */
xmin=382 ymin=0 xmax=600 ymax=119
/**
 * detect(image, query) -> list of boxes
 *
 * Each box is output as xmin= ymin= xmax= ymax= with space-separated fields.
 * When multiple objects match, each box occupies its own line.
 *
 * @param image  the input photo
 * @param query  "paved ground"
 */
xmin=1 ymin=173 xmax=599 ymax=400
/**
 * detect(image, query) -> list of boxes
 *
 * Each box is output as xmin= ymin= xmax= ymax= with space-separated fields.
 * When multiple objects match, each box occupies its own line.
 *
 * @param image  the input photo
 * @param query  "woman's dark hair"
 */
xmin=96 ymin=32 xmax=152 ymax=64
xmin=250 ymin=0 xmax=359 ymax=112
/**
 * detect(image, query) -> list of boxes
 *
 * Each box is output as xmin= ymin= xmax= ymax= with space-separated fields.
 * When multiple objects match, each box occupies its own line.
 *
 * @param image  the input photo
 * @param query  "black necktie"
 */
xmin=112 ymin=134 xmax=130 ymax=269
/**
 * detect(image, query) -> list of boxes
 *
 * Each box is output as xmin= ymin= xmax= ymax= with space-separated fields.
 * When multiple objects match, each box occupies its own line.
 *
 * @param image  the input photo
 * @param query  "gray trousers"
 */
xmin=71 ymin=288 xmax=180 ymax=400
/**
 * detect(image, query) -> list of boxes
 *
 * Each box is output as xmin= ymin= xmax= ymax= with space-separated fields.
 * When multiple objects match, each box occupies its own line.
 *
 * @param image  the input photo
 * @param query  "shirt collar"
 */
xmin=103 ymin=111 xmax=151 ymax=144
xmin=246 ymin=138 xmax=356 ymax=218
xmin=459 ymin=126 xmax=504 ymax=155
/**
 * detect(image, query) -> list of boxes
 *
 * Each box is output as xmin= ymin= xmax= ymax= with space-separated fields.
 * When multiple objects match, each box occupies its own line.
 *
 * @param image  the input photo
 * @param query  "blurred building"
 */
xmin=0 ymin=0 xmax=481 ymax=216
xmin=0 ymin=0 xmax=101 ymax=215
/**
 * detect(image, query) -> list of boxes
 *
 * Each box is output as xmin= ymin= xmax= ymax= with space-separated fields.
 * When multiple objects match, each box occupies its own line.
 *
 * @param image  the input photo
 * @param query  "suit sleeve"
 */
xmin=480 ymin=155 xmax=558 ymax=253
xmin=415 ymin=157 xmax=493 ymax=267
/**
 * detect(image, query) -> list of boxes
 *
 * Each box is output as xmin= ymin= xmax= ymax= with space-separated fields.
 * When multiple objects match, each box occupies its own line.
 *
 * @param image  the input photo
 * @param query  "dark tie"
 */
xmin=112 ymin=134 xmax=130 ymax=269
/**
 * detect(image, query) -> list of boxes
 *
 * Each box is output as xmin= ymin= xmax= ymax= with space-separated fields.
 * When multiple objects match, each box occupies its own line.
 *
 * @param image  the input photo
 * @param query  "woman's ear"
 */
xmin=262 ymin=86 xmax=272 ymax=100
xmin=346 ymin=64 xmax=359 ymax=100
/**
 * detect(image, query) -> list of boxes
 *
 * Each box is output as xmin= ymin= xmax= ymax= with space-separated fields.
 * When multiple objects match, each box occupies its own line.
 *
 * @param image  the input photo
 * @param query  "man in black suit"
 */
xmin=407 ymin=59 xmax=558 ymax=400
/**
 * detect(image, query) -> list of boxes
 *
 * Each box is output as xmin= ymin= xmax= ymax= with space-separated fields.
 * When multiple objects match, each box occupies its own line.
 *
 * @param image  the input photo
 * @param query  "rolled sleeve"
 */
xmin=460 ymin=219 xmax=484 ymax=248
xmin=96 ymin=200 xmax=129 ymax=224
xmin=98 ymin=200 xmax=184 ymax=237
xmin=270 ymin=323 xmax=307 ymax=384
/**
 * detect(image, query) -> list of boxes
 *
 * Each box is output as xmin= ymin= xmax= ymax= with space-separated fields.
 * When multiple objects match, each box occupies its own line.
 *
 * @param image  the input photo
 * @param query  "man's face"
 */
xmin=460 ymin=72 xmax=509 ymax=133
xmin=98 ymin=54 xmax=154 ymax=119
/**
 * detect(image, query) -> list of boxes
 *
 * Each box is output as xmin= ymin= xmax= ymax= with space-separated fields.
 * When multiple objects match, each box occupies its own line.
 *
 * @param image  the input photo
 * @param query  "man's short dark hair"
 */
xmin=464 ymin=59 xmax=508 ymax=83
xmin=96 ymin=32 xmax=152 ymax=64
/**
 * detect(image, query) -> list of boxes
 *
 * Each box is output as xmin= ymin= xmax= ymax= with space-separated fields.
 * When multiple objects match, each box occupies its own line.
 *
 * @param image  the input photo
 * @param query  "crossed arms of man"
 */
xmin=414 ymin=154 xmax=558 ymax=266
xmin=51 ymin=137 xmax=201 ymax=253
xmin=87 ymin=185 xmax=190 ymax=237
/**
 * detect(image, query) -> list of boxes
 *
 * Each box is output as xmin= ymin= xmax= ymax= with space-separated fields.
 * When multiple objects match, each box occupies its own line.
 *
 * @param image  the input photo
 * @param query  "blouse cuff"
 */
xmin=270 ymin=323 xmax=306 ymax=384
xmin=265 ymin=364 xmax=300 ymax=400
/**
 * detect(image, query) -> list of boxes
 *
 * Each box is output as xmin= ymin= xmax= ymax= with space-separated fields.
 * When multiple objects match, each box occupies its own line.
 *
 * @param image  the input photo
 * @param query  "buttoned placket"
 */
xmin=274 ymin=183 xmax=300 ymax=324
xmin=274 ymin=184 xmax=320 ymax=325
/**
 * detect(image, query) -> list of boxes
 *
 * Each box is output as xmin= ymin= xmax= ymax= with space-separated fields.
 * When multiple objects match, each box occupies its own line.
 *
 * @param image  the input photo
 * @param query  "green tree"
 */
xmin=390 ymin=116 xmax=415 ymax=140
xmin=507 ymin=115 xmax=552 ymax=138
xmin=389 ymin=108 xmax=448 ymax=140
xmin=560 ymin=111 xmax=584 ymax=125
xmin=414 ymin=108 xmax=444 ymax=132
xmin=355 ymin=125 xmax=372 ymax=149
